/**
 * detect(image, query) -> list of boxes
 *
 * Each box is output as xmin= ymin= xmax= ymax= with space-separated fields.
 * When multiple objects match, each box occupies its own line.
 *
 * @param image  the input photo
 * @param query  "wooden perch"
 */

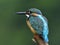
xmin=34 ymin=34 xmax=48 ymax=45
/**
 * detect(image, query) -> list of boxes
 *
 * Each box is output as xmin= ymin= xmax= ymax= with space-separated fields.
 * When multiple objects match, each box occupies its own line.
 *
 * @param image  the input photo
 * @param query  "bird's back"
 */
xmin=29 ymin=15 xmax=49 ymax=42
xmin=29 ymin=15 xmax=44 ymax=34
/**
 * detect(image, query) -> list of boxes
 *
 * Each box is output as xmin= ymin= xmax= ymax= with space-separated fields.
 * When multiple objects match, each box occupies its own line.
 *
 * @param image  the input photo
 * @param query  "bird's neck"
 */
xmin=31 ymin=13 xmax=38 ymax=16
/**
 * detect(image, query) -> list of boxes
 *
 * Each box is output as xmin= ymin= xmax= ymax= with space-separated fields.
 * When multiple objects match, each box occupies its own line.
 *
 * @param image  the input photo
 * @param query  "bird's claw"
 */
xmin=32 ymin=38 xmax=36 ymax=43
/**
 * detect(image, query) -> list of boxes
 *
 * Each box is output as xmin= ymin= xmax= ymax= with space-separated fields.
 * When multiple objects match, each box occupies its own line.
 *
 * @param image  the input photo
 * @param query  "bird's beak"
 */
xmin=16 ymin=12 xmax=26 ymax=15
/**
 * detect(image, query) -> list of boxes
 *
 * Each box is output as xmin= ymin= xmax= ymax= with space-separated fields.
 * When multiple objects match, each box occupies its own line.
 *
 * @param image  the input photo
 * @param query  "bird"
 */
xmin=16 ymin=8 xmax=49 ymax=45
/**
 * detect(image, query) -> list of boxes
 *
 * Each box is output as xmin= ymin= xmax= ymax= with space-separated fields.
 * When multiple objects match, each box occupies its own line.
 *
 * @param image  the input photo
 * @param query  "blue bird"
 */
xmin=16 ymin=8 xmax=49 ymax=45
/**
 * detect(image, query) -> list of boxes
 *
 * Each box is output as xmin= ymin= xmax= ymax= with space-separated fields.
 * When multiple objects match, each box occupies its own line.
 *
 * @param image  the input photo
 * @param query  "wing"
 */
xmin=29 ymin=15 xmax=49 ymax=42
xmin=29 ymin=16 xmax=44 ymax=35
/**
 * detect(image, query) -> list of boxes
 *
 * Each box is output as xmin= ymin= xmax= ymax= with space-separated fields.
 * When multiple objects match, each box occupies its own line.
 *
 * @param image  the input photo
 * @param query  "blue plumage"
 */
xmin=29 ymin=14 xmax=49 ymax=43
xmin=16 ymin=8 xmax=49 ymax=43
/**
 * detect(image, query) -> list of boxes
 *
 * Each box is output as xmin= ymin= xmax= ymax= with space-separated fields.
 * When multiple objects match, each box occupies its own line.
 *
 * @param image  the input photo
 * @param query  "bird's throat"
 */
xmin=26 ymin=14 xmax=29 ymax=18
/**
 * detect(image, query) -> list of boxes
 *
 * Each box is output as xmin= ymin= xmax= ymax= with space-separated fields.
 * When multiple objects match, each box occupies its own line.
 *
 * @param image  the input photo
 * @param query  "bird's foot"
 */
xmin=32 ymin=38 xmax=36 ymax=43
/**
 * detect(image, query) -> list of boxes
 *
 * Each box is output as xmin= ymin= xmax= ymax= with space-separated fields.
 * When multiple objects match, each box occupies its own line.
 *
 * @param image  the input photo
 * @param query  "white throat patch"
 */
xmin=26 ymin=14 xmax=29 ymax=18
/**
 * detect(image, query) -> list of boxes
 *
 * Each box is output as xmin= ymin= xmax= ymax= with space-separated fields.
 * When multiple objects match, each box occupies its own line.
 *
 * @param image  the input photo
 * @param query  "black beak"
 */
xmin=16 ymin=12 xmax=26 ymax=15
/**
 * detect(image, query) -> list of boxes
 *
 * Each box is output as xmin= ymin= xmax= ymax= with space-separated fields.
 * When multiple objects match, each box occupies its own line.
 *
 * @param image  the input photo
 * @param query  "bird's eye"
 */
xmin=26 ymin=10 xmax=32 ymax=14
xmin=30 ymin=11 xmax=32 ymax=13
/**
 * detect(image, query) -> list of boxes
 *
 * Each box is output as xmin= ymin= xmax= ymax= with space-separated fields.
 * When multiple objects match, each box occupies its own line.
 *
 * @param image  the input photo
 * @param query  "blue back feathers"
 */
xmin=29 ymin=14 xmax=49 ymax=42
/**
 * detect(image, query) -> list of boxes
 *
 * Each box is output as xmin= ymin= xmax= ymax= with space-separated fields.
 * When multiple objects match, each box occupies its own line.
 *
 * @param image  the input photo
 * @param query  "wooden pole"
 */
xmin=34 ymin=34 xmax=48 ymax=45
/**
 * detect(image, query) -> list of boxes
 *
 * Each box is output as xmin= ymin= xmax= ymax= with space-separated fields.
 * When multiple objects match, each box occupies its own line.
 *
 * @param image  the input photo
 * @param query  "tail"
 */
xmin=33 ymin=34 xmax=49 ymax=45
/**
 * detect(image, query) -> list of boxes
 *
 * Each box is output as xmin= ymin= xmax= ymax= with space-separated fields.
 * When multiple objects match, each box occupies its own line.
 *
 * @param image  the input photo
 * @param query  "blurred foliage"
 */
xmin=0 ymin=0 xmax=60 ymax=45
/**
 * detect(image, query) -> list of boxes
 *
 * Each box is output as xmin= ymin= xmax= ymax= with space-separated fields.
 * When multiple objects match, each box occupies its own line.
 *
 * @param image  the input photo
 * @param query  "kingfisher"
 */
xmin=16 ymin=8 xmax=49 ymax=45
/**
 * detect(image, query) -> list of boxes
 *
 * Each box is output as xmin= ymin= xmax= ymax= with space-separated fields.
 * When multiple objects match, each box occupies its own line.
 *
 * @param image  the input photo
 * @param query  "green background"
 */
xmin=0 ymin=0 xmax=60 ymax=45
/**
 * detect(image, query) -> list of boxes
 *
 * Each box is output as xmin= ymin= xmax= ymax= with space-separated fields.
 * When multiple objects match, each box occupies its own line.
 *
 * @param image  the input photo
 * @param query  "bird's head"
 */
xmin=16 ymin=8 xmax=42 ymax=18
